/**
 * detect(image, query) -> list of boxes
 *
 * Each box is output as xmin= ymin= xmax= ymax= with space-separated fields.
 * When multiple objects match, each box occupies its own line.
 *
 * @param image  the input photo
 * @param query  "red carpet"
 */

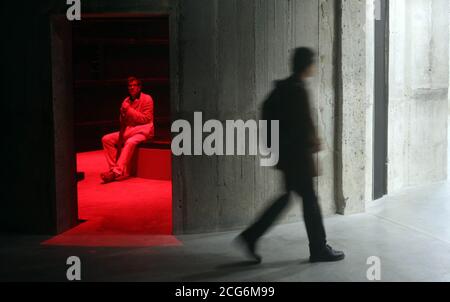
xmin=42 ymin=150 xmax=180 ymax=247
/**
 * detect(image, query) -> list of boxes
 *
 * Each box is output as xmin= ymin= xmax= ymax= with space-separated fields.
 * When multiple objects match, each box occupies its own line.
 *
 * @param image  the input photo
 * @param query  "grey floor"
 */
xmin=2 ymin=180 xmax=450 ymax=282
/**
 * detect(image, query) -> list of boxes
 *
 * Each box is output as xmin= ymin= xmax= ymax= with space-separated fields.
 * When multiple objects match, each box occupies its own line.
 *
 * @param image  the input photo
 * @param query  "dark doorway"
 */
xmin=373 ymin=0 xmax=389 ymax=200
xmin=45 ymin=15 xmax=175 ymax=246
xmin=72 ymin=16 xmax=171 ymax=152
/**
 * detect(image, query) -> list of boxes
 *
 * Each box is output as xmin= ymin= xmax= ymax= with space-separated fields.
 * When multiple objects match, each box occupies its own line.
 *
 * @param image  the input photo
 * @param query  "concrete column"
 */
xmin=174 ymin=0 xmax=340 ymax=234
xmin=317 ymin=0 xmax=337 ymax=216
xmin=336 ymin=0 xmax=368 ymax=214
xmin=51 ymin=16 xmax=78 ymax=233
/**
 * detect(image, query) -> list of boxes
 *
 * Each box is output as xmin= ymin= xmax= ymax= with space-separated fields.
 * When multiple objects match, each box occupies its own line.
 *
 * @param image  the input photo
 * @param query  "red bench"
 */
xmin=129 ymin=137 xmax=172 ymax=181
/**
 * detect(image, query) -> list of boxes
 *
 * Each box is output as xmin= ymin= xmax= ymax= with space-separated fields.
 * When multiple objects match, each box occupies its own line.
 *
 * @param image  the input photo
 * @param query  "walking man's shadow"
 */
xmin=180 ymin=258 xmax=312 ymax=282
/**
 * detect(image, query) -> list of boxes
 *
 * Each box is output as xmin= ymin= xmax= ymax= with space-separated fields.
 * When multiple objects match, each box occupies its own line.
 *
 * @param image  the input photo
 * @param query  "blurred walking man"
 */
xmin=235 ymin=48 xmax=345 ymax=263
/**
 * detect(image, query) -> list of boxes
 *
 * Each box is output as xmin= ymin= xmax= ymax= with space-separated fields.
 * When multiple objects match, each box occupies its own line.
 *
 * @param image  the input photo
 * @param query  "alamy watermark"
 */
xmin=171 ymin=112 xmax=279 ymax=167
xmin=66 ymin=256 xmax=81 ymax=281
xmin=66 ymin=0 xmax=81 ymax=21
xmin=366 ymin=256 xmax=381 ymax=281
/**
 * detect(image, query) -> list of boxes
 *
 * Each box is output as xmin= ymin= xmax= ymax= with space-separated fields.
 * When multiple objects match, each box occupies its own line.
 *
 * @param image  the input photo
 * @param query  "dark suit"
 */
xmin=243 ymin=76 xmax=327 ymax=253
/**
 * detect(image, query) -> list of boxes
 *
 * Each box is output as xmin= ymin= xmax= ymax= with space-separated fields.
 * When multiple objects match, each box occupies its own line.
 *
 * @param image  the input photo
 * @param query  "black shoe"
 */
xmin=234 ymin=233 xmax=262 ymax=264
xmin=309 ymin=245 xmax=345 ymax=263
xmin=101 ymin=170 xmax=119 ymax=184
xmin=76 ymin=171 xmax=85 ymax=182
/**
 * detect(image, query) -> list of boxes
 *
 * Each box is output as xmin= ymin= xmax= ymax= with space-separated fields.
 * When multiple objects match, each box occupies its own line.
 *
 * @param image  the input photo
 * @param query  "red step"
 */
xmin=130 ymin=140 xmax=172 ymax=180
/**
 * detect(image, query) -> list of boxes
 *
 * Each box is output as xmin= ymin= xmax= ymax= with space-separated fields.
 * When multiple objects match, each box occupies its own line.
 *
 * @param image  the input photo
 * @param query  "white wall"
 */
xmin=388 ymin=0 xmax=449 ymax=193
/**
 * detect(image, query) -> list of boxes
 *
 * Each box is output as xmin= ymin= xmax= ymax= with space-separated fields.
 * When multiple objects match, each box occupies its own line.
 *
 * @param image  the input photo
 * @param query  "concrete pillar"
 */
xmin=317 ymin=0 xmax=337 ymax=216
xmin=51 ymin=16 xmax=78 ymax=233
xmin=173 ymin=0 xmax=340 ymax=234
xmin=335 ymin=0 xmax=368 ymax=214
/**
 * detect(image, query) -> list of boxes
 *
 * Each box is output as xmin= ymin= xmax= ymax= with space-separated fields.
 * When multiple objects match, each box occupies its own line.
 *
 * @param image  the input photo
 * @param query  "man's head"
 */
xmin=292 ymin=47 xmax=316 ymax=79
xmin=128 ymin=76 xmax=142 ymax=99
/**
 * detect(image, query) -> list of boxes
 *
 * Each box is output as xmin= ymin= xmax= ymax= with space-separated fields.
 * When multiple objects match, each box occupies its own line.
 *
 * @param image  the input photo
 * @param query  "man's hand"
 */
xmin=121 ymin=101 xmax=131 ymax=115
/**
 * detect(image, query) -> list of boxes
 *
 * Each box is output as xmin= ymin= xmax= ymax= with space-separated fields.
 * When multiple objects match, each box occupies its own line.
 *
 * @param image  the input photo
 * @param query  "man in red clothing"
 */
xmin=100 ymin=77 xmax=154 ymax=183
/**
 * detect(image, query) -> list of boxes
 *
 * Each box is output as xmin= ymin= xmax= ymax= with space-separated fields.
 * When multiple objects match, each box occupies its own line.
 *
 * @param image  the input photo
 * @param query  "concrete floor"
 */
xmin=2 ymin=179 xmax=450 ymax=282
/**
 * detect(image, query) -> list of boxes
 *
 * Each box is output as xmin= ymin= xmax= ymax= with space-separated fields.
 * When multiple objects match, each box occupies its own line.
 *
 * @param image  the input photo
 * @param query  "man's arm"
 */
xmin=301 ymin=91 xmax=321 ymax=153
xmin=125 ymin=95 xmax=154 ymax=125
xmin=288 ymin=86 xmax=320 ymax=151
xmin=117 ymin=98 xmax=129 ymax=156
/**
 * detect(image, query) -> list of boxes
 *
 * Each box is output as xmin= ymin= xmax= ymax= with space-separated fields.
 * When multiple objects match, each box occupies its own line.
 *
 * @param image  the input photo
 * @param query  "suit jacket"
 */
xmin=263 ymin=76 xmax=318 ymax=178
xmin=120 ymin=92 xmax=155 ymax=139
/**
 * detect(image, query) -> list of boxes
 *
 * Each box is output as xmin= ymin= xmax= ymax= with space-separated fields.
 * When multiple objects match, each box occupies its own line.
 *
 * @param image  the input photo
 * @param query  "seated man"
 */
xmin=101 ymin=76 xmax=154 ymax=183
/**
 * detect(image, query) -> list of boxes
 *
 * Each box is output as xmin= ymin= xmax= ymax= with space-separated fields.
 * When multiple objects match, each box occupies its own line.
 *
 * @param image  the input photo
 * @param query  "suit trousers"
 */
xmin=101 ymin=130 xmax=148 ymax=176
xmin=243 ymin=168 xmax=327 ymax=253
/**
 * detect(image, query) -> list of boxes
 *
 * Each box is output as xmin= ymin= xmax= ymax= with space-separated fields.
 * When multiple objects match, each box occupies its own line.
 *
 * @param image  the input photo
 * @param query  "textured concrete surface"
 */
xmin=2 ymin=180 xmax=450 ymax=282
xmin=388 ymin=0 xmax=449 ymax=193
xmin=173 ymin=0 xmax=373 ymax=234
xmin=318 ymin=0 xmax=338 ymax=218
xmin=337 ymin=0 xmax=368 ymax=214
xmin=173 ymin=0 xmax=340 ymax=234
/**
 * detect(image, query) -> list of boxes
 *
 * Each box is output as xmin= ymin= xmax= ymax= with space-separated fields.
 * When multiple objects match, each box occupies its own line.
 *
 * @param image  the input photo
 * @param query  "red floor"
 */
xmin=42 ymin=150 xmax=180 ymax=247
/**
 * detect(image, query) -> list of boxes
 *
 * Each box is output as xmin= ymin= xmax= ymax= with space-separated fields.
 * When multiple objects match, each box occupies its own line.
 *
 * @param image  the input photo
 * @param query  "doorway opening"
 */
xmin=373 ymin=0 xmax=389 ymax=200
xmin=45 ymin=15 xmax=177 ymax=247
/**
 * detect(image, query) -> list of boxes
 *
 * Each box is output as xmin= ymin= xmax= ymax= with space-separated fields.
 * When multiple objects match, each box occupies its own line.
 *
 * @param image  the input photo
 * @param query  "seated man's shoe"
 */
xmin=234 ymin=233 xmax=262 ymax=263
xmin=309 ymin=245 xmax=345 ymax=263
xmin=100 ymin=170 xmax=118 ymax=184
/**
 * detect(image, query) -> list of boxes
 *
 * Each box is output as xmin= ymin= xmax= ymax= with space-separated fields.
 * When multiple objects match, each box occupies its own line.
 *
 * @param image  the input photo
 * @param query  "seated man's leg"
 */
xmin=102 ymin=132 xmax=120 ymax=171
xmin=114 ymin=133 xmax=148 ymax=177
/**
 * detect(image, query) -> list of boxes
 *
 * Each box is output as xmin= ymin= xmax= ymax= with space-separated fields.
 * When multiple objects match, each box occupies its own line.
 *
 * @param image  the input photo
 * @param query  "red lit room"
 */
xmin=43 ymin=16 xmax=178 ymax=247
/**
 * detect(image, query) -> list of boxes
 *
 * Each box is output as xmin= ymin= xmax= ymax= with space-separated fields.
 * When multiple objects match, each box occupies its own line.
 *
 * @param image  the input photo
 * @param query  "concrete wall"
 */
xmin=51 ymin=16 xmax=79 ymax=233
xmin=1 ymin=2 xmax=60 ymax=233
xmin=174 ymin=0 xmax=373 ymax=233
xmin=173 ymin=0 xmax=340 ymax=234
xmin=388 ymin=0 xmax=449 ymax=193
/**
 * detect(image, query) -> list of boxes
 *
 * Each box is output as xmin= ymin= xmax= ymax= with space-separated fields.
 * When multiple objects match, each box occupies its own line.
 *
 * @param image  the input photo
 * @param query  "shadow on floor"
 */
xmin=178 ymin=259 xmax=313 ymax=282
